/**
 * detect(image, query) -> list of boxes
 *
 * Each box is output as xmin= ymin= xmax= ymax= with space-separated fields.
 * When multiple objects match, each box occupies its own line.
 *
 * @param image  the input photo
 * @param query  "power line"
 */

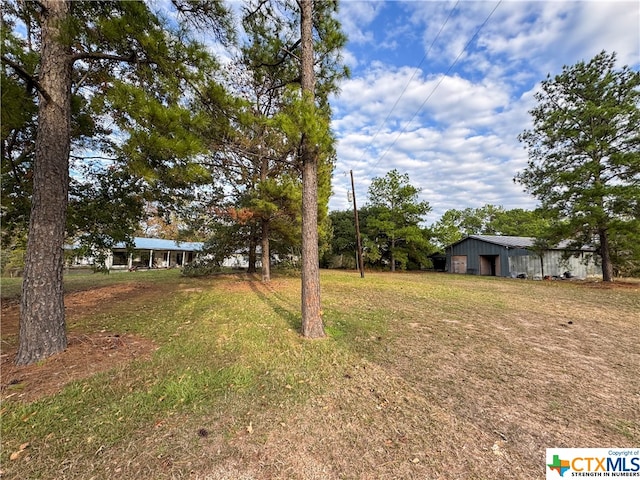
xmin=356 ymin=0 xmax=461 ymax=167
xmin=361 ymin=0 xmax=503 ymax=180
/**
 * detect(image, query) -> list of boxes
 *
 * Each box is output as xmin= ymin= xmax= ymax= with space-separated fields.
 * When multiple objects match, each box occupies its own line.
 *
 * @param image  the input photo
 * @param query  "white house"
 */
xmin=69 ymin=237 xmax=203 ymax=270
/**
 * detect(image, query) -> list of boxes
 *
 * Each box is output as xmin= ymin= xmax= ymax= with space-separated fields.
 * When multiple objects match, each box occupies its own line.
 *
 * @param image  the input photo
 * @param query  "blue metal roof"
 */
xmin=114 ymin=237 xmax=203 ymax=252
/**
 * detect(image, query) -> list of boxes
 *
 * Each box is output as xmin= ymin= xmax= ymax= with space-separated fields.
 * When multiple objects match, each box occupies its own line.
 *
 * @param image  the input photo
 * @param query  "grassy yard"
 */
xmin=1 ymin=270 xmax=638 ymax=479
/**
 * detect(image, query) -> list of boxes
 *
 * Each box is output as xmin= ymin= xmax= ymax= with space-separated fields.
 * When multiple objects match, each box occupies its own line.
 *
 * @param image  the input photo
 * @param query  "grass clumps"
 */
xmin=2 ymin=270 xmax=638 ymax=479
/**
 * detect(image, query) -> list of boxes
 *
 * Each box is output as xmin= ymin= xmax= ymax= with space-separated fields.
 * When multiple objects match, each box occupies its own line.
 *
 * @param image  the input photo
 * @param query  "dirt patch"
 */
xmin=1 ymin=333 xmax=157 ymax=403
xmin=0 ymin=283 xmax=157 ymax=403
xmin=1 ymin=283 xmax=150 ymax=339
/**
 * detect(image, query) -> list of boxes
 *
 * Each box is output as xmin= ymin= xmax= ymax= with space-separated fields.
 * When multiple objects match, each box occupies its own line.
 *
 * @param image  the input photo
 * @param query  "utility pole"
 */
xmin=350 ymin=170 xmax=365 ymax=278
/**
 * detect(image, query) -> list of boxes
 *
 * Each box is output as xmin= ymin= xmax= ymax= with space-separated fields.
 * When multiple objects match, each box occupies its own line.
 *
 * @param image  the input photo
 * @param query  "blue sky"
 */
xmin=328 ymin=0 xmax=640 ymax=224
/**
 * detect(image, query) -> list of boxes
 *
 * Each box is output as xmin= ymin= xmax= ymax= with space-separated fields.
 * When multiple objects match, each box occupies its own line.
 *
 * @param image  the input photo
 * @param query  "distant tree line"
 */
xmin=325 ymin=184 xmax=556 ymax=272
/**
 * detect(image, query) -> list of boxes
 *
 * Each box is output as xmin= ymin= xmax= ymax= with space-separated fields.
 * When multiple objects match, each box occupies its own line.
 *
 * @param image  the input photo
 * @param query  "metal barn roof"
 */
xmin=449 ymin=235 xmax=595 ymax=251
xmin=466 ymin=235 xmax=535 ymax=249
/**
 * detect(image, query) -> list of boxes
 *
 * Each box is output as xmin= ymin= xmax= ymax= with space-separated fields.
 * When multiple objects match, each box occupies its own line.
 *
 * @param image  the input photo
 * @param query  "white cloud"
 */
xmin=330 ymin=64 xmax=527 ymax=220
xmin=338 ymin=1 xmax=386 ymax=45
xmin=329 ymin=1 xmax=639 ymax=224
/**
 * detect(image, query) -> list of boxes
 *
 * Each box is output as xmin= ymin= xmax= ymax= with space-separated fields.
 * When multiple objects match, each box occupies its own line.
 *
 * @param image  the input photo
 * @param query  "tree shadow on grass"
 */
xmin=248 ymin=281 xmax=301 ymax=331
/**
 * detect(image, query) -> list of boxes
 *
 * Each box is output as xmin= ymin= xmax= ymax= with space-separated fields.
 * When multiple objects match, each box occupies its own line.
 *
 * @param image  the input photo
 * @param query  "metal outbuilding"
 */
xmin=445 ymin=235 xmax=602 ymax=279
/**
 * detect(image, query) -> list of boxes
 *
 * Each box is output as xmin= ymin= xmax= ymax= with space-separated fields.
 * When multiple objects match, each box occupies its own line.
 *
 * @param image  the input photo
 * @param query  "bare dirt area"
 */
xmin=1 ymin=283 xmax=158 ymax=403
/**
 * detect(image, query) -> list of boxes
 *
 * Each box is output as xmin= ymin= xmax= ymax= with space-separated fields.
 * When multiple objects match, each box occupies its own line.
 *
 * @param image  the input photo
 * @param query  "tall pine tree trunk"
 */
xmin=248 ymin=224 xmax=257 ymax=273
xmin=261 ymin=219 xmax=271 ymax=283
xmin=390 ymin=236 xmax=396 ymax=272
xmin=599 ymin=228 xmax=614 ymax=282
xmin=17 ymin=0 xmax=72 ymax=365
xmin=299 ymin=0 xmax=324 ymax=338
xmin=259 ymin=155 xmax=271 ymax=283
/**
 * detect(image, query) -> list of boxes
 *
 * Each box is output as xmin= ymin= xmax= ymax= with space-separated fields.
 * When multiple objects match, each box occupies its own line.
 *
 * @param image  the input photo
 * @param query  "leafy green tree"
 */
xmin=491 ymin=207 xmax=552 ymax=237
xmin=366 ymin=170 xmax=432 ymax=271
xmin=0 ymin=230 xmax=27 ymax=277
xmin=202 ymin=220 xmax=250 ymax=269
xmin=212 ymin=52 xmax=300 ymax=280
xmin=428 ymin=205 xmax=502 ymax=249
xmin=608 ymin=219 xmax=640 ymax=277
xmin=67 ymin=166 xmax=147 ymax=271
xmin=327 ymin=206 xmax=383 ymax=269
xmin=1 ymin=18 xmax=39 ymax=244
xmin=2 ymin=0 xmax=232 ymax=365
xmin=516 ymin=51 xmax=640 ymax=282
xmin=325 ymin=209 xmax=357 ymax=268
xmin=430 ymin=205 xmax=552 ymax=248
xmin=191 ymin=0 xmax=345 ymax=285
xmin=429 ymin=209 xmax=467 ymax=248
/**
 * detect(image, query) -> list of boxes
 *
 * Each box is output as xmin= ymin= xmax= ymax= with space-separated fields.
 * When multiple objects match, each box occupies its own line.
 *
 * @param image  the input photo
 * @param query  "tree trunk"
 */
xmin=599 ymin=228 xmax=614 ymax=282
xmin=261 ymin=219 xmax=270 ymax=283
xmin=247 ymin=224 xmax=257 ymax=273
xmin=16 ymin=0 xmax=72 ymax=365
xmin=301 ymin=154 xmax=323 ymax=337
xmin=259 ymin=153 xmax=270 ymax=283
xmin=299 ymin=0 xmax=324 ymax=338
xmin=390 ymin=236 xmax=396 ymax=272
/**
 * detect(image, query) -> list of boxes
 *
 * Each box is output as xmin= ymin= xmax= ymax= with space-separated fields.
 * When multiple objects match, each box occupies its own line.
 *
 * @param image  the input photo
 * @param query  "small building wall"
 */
xmin=109 ymin=249 xmax=196 ymax=269
xmin=72 ymin=245 xmax=200 ymax=270
xmin=222 ymin=253 xmax=250 ymax=269
xmin=508 ymin=250 xmax=601 ymax=279
xmin=446 ymin=236 xmax=602 ymax=279
xmin=446 ymin=237 xmax=514 ymax=275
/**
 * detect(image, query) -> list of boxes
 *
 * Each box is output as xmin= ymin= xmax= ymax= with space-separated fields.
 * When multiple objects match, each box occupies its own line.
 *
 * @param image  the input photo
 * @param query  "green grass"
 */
xmin=2 ymin=270 xmax=638 ymax=479
xmin=2 ymin=271 xmax=358 ymax=478
xmin=0 ymin=269 xmax=185 ymax=301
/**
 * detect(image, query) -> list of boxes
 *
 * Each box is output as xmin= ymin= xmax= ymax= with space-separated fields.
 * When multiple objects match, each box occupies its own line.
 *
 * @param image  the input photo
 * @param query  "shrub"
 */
xmin=181 ymin=257 xmax=222 ymax=277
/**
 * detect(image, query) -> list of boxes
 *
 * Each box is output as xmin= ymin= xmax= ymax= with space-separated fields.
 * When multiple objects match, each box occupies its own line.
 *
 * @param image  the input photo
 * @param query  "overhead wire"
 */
xmin=358 ymin=0 xmax=503 ymax=182
xmin=356 ymin=0 xmax=461 ymax=166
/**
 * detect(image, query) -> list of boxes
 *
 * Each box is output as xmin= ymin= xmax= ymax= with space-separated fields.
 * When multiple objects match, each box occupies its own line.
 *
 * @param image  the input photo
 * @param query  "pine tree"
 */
xmin=366 ymin=170 xmax=431 ymax=272
xmin=2 ymin=0 xmax=232 ymax=365
xmin=517 ymin=51 xmax=640 ymax=282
